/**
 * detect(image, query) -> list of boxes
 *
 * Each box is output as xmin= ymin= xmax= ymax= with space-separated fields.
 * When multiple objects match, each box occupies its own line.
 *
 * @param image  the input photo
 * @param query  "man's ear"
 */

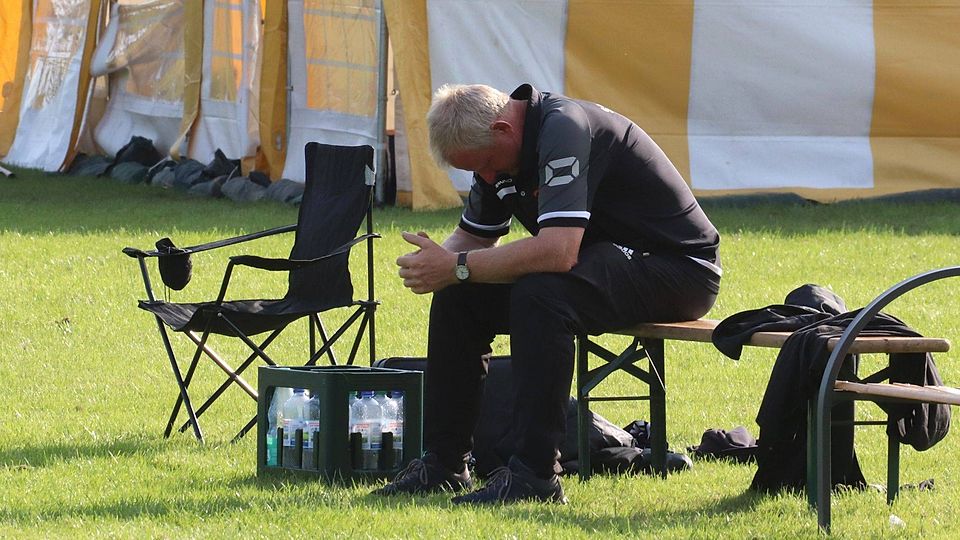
xmin=490 ymin=119 xmax=513 ymax=133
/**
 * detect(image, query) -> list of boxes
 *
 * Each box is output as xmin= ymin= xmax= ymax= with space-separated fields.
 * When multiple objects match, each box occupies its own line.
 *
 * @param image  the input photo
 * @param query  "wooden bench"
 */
xmin=575 ymin=265 xmax=958 ymax=533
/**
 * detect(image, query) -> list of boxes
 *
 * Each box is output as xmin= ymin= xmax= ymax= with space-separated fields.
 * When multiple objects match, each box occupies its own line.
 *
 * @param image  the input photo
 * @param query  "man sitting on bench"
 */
xmin=380 ymin=83 xmax=723 ymax=504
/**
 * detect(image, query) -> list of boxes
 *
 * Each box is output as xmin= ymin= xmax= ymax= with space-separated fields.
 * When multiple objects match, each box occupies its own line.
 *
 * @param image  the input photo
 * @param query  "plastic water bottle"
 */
xmin=302 ymin=392 xmax=321 ymax=469
xmin=381 ymin=391 xmax=404 ymax=466
xmin=264 ymin=387 xmax=288 ymax=466
xmin=393 ymin=391 xmax=404 ymax=463
xmin=350 ymin=391 xmax=382 ymax=469
xmin=282 ymin=388 xmax=310 ymax=467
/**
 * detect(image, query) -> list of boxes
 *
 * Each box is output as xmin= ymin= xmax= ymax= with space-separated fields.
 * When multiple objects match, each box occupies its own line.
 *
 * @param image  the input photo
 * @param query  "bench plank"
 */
xmin=616 ymin=319 xmax=950 ymax=355
xmin=835 ymin=381 xmax=960 ymax=406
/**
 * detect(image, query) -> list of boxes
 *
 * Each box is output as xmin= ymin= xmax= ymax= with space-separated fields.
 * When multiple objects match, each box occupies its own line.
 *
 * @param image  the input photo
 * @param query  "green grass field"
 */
xmin=1 ymin=167 xmax=958 ymax=539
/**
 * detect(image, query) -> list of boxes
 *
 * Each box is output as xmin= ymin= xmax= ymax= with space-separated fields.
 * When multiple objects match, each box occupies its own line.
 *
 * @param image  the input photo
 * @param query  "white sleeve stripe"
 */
xmin=496 ymin=186 xmax=517 ymax=199
xmin=461 ymin=215 xmax=512 ymax=231
xmin=687 ymin=256 xmax=724 ymax=277
xmin=537 ymin=210 xmax=591 ymax=223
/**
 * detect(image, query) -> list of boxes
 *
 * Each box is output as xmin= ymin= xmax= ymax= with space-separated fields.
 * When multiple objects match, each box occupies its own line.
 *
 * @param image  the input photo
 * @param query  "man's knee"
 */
xmin=509 ymin=274 xmax=576 ymax=321
xmin=431 ymin=282 xmax=473 ymax=312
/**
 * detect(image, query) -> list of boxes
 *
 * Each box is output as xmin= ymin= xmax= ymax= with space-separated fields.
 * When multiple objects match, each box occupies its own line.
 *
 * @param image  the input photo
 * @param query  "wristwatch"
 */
xmin=455 ymin=251 xmax=470 ymax=282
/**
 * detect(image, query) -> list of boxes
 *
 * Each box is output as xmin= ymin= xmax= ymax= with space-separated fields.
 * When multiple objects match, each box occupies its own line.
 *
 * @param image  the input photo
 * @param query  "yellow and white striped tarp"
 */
xmin=4 ymin=0 xmax=101 ymax=171
xmin=388 ymin=0 xmax=960 ymax=209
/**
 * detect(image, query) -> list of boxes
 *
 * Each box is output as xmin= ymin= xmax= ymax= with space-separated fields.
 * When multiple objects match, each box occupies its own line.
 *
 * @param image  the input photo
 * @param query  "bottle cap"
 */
xmin=360 ymin=390 xmax=375 ymax=398
xmin=390 ymin=390 xmax=404 ymax=398
xmin=293 ymin=388 xmax=306 ymax=394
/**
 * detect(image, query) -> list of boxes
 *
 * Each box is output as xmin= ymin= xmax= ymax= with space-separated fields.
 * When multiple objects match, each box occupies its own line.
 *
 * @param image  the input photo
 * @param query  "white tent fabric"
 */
xmin=6 ymin=0 xmax=91 ymax=170
xmin=390 ymin=0 xmax=960 ymax=207
xmin=91 ymin=0 xmax=186 ymax=157
xmin=281 ymin=0 xmax=382 ymax=182
xmin=426 ymin=0 xmax=567 ymax=191
xmin=189 ymin=0 xmax=261 ymax=164
xmin=4 ymin=0 xmax=957 ymax=207
xmin=687 ymin=1 xmax=876 ymax=190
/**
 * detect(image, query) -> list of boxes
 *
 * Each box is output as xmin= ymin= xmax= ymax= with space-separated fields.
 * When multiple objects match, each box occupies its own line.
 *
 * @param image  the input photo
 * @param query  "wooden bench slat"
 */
xmin=838 ymin=336 xmax=951 ymax=354
xmin=835 ymin=381 xmax=960 ymax=406
xmin=619 ymin=319 xmax=719 ymax=343
xmin=616 ymin=319 xmax=950 ymax=355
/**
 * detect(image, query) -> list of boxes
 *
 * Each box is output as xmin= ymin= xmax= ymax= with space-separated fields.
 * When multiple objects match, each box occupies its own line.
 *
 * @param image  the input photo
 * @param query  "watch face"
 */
xmin=455 ymin=265 xmax=470 ymax=281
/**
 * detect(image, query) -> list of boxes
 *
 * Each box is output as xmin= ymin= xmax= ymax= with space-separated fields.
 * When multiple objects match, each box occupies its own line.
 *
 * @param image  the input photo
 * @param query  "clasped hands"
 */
xmin=396 ymin=231 xmax=459 ymax=294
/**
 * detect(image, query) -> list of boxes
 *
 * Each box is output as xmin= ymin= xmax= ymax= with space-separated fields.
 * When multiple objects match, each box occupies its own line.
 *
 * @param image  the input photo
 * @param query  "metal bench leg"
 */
xmin=576 ymin=334 xmax=592 ymax=481
xmin=643 ymin=338 xmax=667 ymax=477
xmin=806 ymin=397 xmax=817 ymax=508
xmin=887 ymin=435 xmax=900 ymax=504
xmin=815 ymin=398 xmax=833 ymax=533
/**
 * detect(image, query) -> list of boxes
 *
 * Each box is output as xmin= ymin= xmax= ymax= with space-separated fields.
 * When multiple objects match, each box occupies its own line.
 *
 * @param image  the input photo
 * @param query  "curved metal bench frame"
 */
xmin=811 ymin=265 xmax=960 ymax=533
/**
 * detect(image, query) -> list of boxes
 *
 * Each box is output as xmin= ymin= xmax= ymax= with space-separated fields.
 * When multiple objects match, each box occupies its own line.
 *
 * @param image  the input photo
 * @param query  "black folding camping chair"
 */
xmin=123 ymin=143 xmax=379 ymax=443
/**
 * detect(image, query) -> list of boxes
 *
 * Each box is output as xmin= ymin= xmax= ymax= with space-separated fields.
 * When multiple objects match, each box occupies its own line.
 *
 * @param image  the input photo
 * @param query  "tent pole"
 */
xmin=374 ymin=0 xmax=389 ymax=204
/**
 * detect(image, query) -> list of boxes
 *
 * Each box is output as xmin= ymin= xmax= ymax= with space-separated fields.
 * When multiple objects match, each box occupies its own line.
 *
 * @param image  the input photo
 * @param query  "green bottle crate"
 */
xmin=257 ymin=365 xmax=423 ymax=482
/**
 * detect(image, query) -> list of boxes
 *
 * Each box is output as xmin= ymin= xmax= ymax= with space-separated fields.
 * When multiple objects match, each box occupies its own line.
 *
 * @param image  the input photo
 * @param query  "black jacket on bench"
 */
xmin=713 ymin=285 xmax=950 ymax=492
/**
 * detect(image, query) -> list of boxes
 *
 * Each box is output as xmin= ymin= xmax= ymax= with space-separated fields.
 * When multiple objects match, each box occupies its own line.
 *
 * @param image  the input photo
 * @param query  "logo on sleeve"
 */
xmin=544 ymin=157 xmax=579 ymax=186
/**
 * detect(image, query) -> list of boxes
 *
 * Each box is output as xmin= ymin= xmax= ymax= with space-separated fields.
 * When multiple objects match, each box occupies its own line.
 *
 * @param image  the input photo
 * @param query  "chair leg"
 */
xmin=345 ymin=310 xmax=372 ymax=366
xmin=233 ymin=415 xmax=258 ymax=443
xmin=311 ymin=314 xmax=339 ymax=365
xmin=185 ymin=328 xmax=261 ymax=399
xmin=576 ymin=334 xmax=592 ymax=481
xmin=155 ymin=321 xmax=203 ymax=442
xmin=305 ymin=306 xmax=366 ymax=366
xmin=165 ymin=329 xmax=210 ymax=438
xmin=176 ymin=329 xmax=283 ymax=434
xmin=367 ymin=303 xmax=377 ymax=366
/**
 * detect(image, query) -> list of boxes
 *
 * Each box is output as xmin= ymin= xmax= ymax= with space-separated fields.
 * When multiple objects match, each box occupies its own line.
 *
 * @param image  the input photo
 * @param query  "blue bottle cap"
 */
xmin=360 ymin=390 xmax=375 ymax=398
xmin=390 ymin=390 xmax=404 ymax=398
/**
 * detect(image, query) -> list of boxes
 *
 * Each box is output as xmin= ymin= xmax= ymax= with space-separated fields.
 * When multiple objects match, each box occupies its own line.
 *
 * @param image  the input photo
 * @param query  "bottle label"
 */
xmin=266 ymin=434 xmax=278 ymax=466
xmin=383 ymin=420 xmax=401 ymax=437
xmin=283 ymin=419 xmax=303 ymax=447
xmin=302 ymin=420 xmax=320 ymax=449
xmin=383 ymin=421 xmax=403 ymax=449
xmin=369 ymin=422 xmax=382 ymax=450
xmin=353 ymin=422 xmax=371 ymax=449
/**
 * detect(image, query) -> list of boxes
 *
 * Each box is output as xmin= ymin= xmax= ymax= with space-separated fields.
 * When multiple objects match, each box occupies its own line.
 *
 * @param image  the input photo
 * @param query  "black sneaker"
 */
xmin=451 ymin=456 xmax=568 ymax=505
xmin=372 ymin=453 xmax=473 ymax=496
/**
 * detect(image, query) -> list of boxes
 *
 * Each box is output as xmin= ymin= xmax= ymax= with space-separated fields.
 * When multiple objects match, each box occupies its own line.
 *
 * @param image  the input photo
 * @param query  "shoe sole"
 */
xmin=450 ymin=492 xmax=568 ymax=505
xmin=372 ymin=482 xmax=474 ymax=497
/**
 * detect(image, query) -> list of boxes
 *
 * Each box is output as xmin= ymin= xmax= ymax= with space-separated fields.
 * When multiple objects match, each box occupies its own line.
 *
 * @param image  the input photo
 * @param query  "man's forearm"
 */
xmin=441 ymin=227 xmax=499 ymax=253
xmin=455 ymin=227 xmax=584 ymax=284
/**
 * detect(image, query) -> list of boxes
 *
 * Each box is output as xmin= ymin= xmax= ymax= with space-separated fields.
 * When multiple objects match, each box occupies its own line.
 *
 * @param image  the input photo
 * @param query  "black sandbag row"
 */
xmin=67 ymin=136 xmax=304 ymax=205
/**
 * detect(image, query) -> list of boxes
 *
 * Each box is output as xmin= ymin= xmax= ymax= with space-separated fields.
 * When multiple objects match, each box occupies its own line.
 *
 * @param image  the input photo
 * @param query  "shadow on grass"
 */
xmin=700 ymin=190 xmax=960 ymax=237
xmin=499 ymin=489 xmax=769 ymax=536
xmin=363 ymin=481 xmax=770 ymax=536
xmin=0 ymin=172 xmax=460 ymax=237
xmin=0 ymin=443 xmax=777 ymax=534
xmin=243 ymin=471 xmax=772 ymax=537
xmin=0 ymin=493 xmax=253 ymax=525
xmin=0 ymin=436 xmax=172 ymax=469
xmin=1 ymin=170 xmax=958 ymax=237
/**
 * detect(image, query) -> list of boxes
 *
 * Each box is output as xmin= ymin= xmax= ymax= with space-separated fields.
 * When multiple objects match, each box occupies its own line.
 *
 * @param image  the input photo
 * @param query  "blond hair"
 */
xmin=426 ymin=84 xmax=510 ymax=166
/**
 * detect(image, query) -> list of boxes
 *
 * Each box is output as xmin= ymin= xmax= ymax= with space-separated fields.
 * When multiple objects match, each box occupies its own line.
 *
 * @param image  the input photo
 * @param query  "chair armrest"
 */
xmin=229 ymin=233 xmax=380 ymax=271
xmin=122 ymin=223 xmax=297 ymax=258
